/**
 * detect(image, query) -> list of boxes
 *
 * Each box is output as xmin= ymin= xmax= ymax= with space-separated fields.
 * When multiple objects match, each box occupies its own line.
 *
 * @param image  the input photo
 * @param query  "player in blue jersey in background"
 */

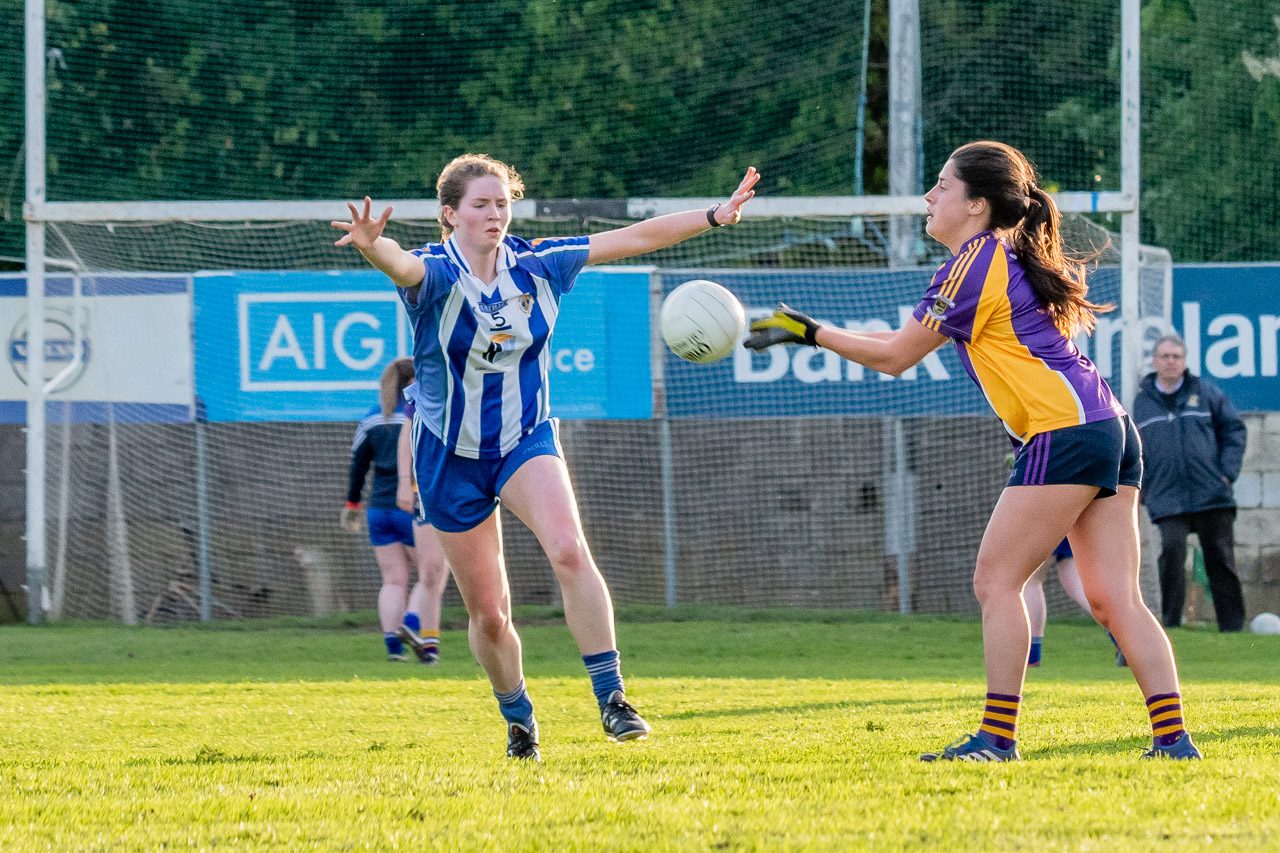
xmin=393 ymin=388 xmax=452 ymax=665
xmin=747 ymin=141 xmax=1197 ymax=761
xmin=343 ymin=358 xmax=451 ymax=664
xmin=334 ymin=154 xmax=759 ymax=760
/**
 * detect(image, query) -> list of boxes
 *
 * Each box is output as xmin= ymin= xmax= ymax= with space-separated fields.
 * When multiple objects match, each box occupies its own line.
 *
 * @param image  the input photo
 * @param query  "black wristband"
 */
xmin=706 ymin=204 xmax=724 ymax=228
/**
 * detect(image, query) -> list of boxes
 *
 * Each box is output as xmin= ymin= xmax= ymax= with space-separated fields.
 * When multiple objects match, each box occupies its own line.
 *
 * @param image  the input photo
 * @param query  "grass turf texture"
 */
xmin=2 ymin=608 xmax=1277 ymax=851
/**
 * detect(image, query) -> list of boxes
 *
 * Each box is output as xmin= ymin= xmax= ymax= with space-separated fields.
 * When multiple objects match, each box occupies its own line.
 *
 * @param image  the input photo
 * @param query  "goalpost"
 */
xmin=20 ymin=0 xmax=1158 ymax=624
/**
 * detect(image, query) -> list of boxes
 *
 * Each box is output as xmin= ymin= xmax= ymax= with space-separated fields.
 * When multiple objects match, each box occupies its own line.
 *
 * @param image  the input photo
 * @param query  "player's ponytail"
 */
xmin=379 ymin=357 xmax=415 ymax=417
xmin=435 ymin=153 xmax=526 ymax=241
xmin=949 ymin=141 xmax=1110 ymax=336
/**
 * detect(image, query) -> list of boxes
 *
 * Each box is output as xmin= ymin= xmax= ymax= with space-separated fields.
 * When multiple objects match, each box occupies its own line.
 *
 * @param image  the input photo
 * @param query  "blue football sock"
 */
xmin=403 ymin=612 xmax=421 ymax=632
xmin=384 ymin=633 xmax=404 ymax=655
xmin=494 ymin=679 xmax=535 ymax=727
xmin=1028 ymin=637 xmax=1043 ymax=666
xmin=583 ymin=650 xmax=624 ymax=707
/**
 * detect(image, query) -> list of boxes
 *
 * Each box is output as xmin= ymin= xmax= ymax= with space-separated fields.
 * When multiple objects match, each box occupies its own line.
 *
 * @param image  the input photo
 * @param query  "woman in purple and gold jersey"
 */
xmin=747 ymin=141 xmax=1198 ymax=762
xmin=334 ymin=154 xmax=759 ymax=761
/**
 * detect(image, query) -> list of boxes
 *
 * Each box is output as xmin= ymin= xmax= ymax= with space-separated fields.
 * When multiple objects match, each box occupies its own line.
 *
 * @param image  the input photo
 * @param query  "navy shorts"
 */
xmin=1008 ymin=415 xmax=1142 ymax=499
xmin=1052 ymin=539 xmax=1073 ymax=561
xmin=415 ymin=418 xmax=563 ymax=533
xmin=366 ymin=507 xmax=416 ymax=547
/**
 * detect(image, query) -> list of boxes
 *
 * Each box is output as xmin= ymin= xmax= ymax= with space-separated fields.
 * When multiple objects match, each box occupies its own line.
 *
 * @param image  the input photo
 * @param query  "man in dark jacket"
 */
xmin=1133 ymin=334 xmax=1248 ymax=632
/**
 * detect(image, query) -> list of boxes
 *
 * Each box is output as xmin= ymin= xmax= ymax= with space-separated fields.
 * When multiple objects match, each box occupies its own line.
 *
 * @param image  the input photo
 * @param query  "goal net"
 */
xmin=12 ymin=0 xmax=1170 ymax=622
xmin=34 ymin=210 xmax=1169 ymax=622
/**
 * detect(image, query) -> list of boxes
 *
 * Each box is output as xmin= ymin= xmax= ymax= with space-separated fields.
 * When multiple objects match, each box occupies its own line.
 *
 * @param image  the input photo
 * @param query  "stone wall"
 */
xmin=1139 ymin=413 xmax=1280 ymax=625
xmin=1232 ymin=413 xmax=1280 ymax=618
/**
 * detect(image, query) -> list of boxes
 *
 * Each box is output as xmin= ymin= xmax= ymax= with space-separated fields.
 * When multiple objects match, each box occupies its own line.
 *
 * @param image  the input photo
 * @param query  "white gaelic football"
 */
xmin=660 ymin=279 xmax=746 ymax=364
xmin=1250 ymin=612 xmax=1280 ymax=635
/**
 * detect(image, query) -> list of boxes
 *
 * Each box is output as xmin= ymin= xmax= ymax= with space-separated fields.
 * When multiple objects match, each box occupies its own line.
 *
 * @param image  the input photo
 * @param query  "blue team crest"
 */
xmin=516 ymin=293 xmax=535 ymax=315
xmin=926 ymin=294 xmax=955 ymax=321
xmin=482 ymin=332 xmax=517 ymax=364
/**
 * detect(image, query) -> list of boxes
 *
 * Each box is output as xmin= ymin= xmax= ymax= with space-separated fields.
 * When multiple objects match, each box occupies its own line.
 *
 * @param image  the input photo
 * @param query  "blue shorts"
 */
xmin=1052 ymin=539 xmax=1073 ymax=561
xmin=1007 ymin=416 xmax=1142 ymax=499
xmin=415 ymin=418 xmax=563 ymax=533
xmin=367 ymin=507 xmax=416 ymax=547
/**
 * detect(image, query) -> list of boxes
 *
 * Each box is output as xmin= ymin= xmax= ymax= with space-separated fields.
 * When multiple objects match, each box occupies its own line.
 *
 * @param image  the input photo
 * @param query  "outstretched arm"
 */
xmin=331 ymin=197 xmax=425 ymax=288
xmin=816 ymin=320 xmax=948 ymax=376
xmin=587 ymin=168 xmax=759 ymax=265
xmin=745 ymin=304 xmax=947 ymax=376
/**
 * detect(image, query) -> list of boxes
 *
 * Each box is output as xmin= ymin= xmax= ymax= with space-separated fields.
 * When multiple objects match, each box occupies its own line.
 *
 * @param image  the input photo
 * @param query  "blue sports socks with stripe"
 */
xmin=583 ymin=650 xmax=624 ymax=707
xmin=494 ymin=679 xmax=535 ymax=727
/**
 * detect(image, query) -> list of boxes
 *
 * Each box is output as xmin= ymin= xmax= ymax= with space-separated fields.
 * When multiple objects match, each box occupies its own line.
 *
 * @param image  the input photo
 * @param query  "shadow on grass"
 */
xmin=4 ymin=605 xmax=985 ymax=632
xmin=662 ymin=695 xmax=968 ymax=720
xmin=1023 ymin=723 xmax=1279 ymax=760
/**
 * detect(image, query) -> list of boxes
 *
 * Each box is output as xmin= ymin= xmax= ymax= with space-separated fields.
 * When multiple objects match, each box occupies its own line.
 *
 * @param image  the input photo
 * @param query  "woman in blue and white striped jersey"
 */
xmin=334 ymin=154 xmax=759 ymax=760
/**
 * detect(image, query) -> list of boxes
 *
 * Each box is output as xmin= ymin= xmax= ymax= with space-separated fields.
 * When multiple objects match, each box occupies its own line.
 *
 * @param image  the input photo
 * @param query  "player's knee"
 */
xmin=418 ymin=556 xmax=449 ymax=587
xmin=971 ymin=563 xmax=1017 ymax=607
xmin=1085 ymin=595 xmax=1115 ymax=629
xmin=543 ymin=535 xmax=593 ymax=577
xmin=469 ymin=606 xmax=511 ymax=643
xmin=1083 ymin=588 xmax=1139 ymax=630
xmin=977 ymin=573 xmax=998 ymax=607
xmin=378 ymin=562 xmax=409 ymax=587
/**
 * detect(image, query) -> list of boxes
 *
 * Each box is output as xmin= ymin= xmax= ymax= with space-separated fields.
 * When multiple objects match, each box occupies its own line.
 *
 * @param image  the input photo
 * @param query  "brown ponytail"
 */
xmin=949 ymin=141 xmax=1111 ymax=336
xmin=379 ymin=357 xmax=415 ymax=417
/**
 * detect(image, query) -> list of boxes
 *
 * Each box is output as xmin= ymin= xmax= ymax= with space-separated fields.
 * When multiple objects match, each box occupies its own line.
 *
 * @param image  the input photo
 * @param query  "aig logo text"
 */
xmin=239 ymin=292 xmax=409 ymax=391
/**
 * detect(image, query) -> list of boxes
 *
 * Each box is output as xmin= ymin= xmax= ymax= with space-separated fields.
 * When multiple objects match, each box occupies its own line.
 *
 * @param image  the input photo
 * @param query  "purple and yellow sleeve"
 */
xmin=912 ymin=238 xmax=994 ymax=342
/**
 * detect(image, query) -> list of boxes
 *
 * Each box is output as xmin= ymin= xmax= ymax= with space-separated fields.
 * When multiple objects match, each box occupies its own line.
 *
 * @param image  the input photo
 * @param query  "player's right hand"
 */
xmin=331 ymin=197 xmax=392 ymax=250
xmin=395 ymin=483 xmax=415 ymax=514
xmin=339 ymin=505 xmax=363 ymax=533
xmin=743 ymin=303 xmax=820 ymax=350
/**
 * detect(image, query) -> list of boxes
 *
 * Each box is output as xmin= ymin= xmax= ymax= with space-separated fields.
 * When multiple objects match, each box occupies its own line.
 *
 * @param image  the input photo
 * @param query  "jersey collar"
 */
xmin=442 ymin=235 xmax=518 ymax=278
xmin=960 ymin=229 xmax=994 ymax=252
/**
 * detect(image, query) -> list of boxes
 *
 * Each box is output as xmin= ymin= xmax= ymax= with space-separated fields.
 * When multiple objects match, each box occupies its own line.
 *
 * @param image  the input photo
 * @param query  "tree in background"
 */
xmin=1142 ymin=0 xmax=1280 ymax=261
xmin=2 ymin=0 xmax=1279 ymax=265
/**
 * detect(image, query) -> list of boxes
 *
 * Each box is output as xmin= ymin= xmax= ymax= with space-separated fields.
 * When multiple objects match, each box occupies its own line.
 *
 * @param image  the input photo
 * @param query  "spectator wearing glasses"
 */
xmin=1133 ymin=334 xmax=1248 ymax=632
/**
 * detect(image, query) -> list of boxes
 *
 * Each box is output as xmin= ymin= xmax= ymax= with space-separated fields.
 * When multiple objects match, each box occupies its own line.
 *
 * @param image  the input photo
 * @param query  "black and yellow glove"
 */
xmin=743 ymin=303 xmax=821 ymax=350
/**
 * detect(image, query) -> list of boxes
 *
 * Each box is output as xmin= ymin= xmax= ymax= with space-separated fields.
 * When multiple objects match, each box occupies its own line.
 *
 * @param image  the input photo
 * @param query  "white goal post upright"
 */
xmin=1121 ymin=0 xmax=1143 ymax=414
xmin=24 ymin=0 xmax=48 ymax=625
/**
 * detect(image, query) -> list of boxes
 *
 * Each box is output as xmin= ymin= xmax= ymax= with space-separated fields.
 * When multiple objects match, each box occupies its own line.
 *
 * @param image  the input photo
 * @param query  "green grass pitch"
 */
xmin=2 ymin=608 xmax=1277 ymax=851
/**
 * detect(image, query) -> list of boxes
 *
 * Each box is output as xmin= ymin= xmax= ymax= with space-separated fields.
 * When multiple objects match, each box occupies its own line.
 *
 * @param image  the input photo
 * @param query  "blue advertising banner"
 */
xmin=660 ymin=268 xmax=1127 ymax=419
xmin=1170 ymin=264 xmax=1280 ymax=413
xmin=549 ymin=267 xmax=653 ymax=420
xmin=193 ymin=268 xmax=652 ymax=422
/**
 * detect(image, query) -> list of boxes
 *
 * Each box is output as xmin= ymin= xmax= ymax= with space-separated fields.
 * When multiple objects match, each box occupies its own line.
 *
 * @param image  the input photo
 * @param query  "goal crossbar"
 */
xmin=27 ymin=192 xmax=1133 ymax=224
